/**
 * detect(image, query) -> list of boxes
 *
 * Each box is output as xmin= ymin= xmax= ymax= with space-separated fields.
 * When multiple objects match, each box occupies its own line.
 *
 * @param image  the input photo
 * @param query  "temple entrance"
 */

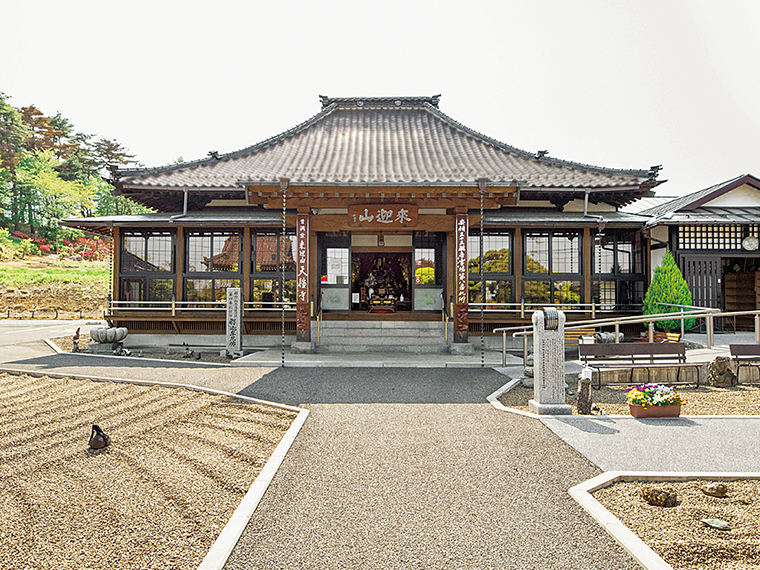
xmin=352 ymin=253 xmax=412 ymax=312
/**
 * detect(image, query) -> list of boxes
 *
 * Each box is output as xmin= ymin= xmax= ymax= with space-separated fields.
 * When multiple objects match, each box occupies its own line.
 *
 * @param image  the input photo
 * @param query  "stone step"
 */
xmin=316 ymin=343 xmax=450 ymax=354
xmin=319 ymin=328 xmax=444 ymax=339
xmin=320 ymin=321 xmax=443 ymax=330
xmin=318 ymin=335 xmax=445 ymax=346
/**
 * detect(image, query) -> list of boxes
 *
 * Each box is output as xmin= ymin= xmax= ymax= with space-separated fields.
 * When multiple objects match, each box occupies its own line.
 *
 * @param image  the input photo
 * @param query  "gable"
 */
xmin=700 ymin=183 xmax=760 ymax=208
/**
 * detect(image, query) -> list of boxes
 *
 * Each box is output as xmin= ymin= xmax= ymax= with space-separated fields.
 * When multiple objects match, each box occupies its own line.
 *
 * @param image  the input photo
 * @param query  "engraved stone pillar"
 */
xmin=528 ymin=308 xmax=572 ymax=415
xmin=226 ymin=287 xmax=243 ymax=356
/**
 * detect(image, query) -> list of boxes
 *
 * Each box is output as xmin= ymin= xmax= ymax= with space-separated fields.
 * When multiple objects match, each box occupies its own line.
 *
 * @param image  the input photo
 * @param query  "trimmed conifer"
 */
xmin=643 ymin=250 xmax=695 ymax=331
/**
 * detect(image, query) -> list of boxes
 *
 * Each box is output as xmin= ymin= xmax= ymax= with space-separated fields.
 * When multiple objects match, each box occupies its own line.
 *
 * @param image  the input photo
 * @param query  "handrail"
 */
xmin=441 ymin=291 xmax=449 ymax=344
xmin=316 ymin=291 xmax=323 ymax=345
xmin=109 ymin=300 xmax=296 ymax=312
xmin=494 ymin=306 xmax=739 ymax=368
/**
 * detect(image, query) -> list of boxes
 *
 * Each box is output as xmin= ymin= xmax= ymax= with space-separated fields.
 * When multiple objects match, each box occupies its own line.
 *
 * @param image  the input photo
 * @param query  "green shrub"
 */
xmin=643 ymin=250 xmax=695 ymax=331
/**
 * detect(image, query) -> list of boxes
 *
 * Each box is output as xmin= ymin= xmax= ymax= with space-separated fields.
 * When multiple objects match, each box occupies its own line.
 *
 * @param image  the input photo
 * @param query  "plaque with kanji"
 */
xmin=348 ymin=204 xmax=418 ymax=228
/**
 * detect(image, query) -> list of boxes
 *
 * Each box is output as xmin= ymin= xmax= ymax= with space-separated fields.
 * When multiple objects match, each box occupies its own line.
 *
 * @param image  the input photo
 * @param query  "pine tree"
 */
xmin=643 ymin=250 xmax=695 ymax=331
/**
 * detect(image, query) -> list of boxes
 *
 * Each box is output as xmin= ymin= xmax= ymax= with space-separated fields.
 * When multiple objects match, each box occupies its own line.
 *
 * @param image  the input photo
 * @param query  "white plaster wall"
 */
xmin=703 ymin=184 xmax=760 ymax=207
xmin=649 ymin=225 xmax=670 ymax=278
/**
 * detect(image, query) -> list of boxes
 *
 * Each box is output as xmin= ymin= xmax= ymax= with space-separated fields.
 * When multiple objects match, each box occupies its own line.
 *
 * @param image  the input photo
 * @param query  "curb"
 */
xmin=198 ymin=407 xmax=310 ymax=570
xmin=569 ymin=471 xmax=760 ymax=570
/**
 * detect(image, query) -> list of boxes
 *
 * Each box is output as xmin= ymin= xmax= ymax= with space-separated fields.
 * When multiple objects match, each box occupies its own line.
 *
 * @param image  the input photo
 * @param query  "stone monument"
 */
xmin=528 ymin=307 xmax=572 ymax=415
xmin=226 ymin=288 xmax=243 ymax=357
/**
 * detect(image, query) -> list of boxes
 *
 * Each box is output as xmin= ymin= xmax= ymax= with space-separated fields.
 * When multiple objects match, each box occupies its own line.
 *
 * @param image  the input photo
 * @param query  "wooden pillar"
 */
xmin=296 ymin=212 xmax=311 ymax=342
xmin=514 ymin=227 xmax=522 ymax=313
xmin=175 ymin=226 xmax=184 ymax=303
xmin=111 ymin=226 xmax=120 ymax=304
xmin=242 ymin=227 xmax=251 ymax=303
xmin=454 ymin=213 xmax=469 ymax=343
xmin=583 ymin=227 xmax=592 ymax=307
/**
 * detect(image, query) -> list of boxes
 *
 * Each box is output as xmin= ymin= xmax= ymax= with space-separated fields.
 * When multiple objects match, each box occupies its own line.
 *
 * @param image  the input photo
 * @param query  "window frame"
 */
xmin=118 ymin=229 xmax=176 ymax=304
xmin=522 ymin=229 xmax=582 ymax=306
xmin=184 ymin=229 xmax=243 ymax=303
xmin=591 ymin=230 xmax=646 ymax=310
xmin=467 ymin=230 xmax=514 ymax=306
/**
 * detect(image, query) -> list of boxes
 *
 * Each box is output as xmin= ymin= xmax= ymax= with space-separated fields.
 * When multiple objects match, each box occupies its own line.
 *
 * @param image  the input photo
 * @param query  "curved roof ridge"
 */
xmin=422 ymin=102 xmax=650 ymax=179
xmin=117 ymin=102 xmax=340 ymax=178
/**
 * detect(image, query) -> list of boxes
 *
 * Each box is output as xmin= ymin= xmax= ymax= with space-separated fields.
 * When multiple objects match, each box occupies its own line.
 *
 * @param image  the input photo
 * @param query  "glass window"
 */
xmin=551 ymin=233 xmax=579 ymax=273
xmin=553 ymin=281 xmax=581 ymax=306
xmin=253 ymin=232 xmax=296 ymax=273
xmin=186 ymin=231 xmax=239 ymax=273
xmin=468 ymin=280 xmax=513 ymax=305
xmin=325 ymin=248 xmax=349 ymax=285
xmin=524 ymin=281 xmax=551 ymax=304
xmin=185 ymin=230 xmax=242 ymax=303
xmin=525 ymin=232 xmax=549 ymax=273
xmin=121 ymin=231 xmax=173 ymax=273
xmin=469 ymin=234 xmax=510 ymax=274
xmin=591 ymin=231 xmax=645 ymax=310
xmin=415 ymin=248 xmax=436 ymax=285
xmin=120 ymin=231 xmax=175 ymax=304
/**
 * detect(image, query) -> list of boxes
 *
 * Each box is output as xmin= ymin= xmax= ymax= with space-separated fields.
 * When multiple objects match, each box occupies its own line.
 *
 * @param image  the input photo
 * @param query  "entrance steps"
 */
xmin=316 ymin=320 xmax=449 ymax=353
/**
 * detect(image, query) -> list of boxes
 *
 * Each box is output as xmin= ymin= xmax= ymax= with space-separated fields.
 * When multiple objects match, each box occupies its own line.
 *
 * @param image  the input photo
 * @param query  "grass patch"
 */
xmin=0 ymin=263 xmax=110 ymax=287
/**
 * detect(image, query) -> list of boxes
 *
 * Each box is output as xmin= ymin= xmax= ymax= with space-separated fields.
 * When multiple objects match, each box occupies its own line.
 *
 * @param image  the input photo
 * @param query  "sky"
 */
xmin=2 ymin=0 xmax=759 ymax=198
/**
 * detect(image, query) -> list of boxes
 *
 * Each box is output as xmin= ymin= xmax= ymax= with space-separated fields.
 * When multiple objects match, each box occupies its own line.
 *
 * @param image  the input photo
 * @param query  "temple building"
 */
xmin=63 ymin=95 xmax=664 ymax=351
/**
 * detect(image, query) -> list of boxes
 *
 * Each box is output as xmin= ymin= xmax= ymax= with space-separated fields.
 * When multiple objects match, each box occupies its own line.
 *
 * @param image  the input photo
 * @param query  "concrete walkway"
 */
xmin=540 ymin=414 xmax=760 ymax=472
xmin=226 ymin=368 xmax=640 ymax=569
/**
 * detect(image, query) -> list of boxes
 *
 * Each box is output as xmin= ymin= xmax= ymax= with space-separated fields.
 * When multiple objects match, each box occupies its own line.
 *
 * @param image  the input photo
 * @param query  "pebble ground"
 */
xmin=226 ymin=368 xmax=640 ymax=569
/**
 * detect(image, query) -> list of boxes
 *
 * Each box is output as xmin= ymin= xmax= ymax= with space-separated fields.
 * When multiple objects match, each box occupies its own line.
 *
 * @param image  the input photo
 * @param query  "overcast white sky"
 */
xmin=2 ymin=0 xmax=758 ymax=197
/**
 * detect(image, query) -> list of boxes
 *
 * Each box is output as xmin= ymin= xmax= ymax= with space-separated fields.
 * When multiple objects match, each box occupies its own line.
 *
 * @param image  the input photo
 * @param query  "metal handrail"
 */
xmin=468 ymin=302 xmax=644 ymax=314
xmin=316 ymin=291 xmax=323 ymax=345
xmin=493 ymin=306 xmax=732 ymax=368
xmin=110 ymin=300 xmax=296 ymax=313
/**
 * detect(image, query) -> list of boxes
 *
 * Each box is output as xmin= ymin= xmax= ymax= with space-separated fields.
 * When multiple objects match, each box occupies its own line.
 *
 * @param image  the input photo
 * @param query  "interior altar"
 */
xmin=352 ymin=253 xmax=411 ymax=312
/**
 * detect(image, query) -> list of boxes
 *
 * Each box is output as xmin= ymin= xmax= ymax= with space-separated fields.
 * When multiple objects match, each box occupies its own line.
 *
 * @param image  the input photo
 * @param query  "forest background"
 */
xmin=0 ymin=90 xmax=150 ymax=317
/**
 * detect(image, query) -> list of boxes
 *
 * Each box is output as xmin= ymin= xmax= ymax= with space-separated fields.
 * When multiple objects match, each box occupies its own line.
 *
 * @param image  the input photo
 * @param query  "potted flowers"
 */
xmin=626 ymin=383 xmax=686 ymax=418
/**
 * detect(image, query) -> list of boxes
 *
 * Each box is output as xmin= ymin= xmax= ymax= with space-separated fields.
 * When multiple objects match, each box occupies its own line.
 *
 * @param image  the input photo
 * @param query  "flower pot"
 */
xmin=629 ymin=403 xmax=681 ymax=418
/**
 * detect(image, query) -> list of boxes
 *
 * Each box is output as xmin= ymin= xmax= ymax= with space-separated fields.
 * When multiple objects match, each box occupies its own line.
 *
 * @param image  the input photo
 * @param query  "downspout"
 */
xmin=583 ymin=189 xmax=606 ymax=231
xmin=169 ymin=188 xmax=189 ymax=222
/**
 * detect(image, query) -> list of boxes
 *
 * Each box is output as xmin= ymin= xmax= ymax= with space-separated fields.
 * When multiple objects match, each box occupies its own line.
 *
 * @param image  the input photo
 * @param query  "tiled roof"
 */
xmin=483 ymin=209 xmax=650 ymax=227
xmin=644 ymin=207 xmax=760 ymax=225
xmin=640 ymin=174 xmax=758 ymax=217
xmin=117 ymin=96 xmax=656 ymax=190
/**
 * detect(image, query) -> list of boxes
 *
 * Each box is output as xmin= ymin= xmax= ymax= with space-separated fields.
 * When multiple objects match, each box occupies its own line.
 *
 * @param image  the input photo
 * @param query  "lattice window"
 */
xmin=678 ymin=225 xmax=759 ymax=250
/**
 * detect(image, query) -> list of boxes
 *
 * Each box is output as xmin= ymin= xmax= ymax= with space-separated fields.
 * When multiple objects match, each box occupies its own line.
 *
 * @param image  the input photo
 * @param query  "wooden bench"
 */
xmin=579 ymin=342 xmax=701 ymax=390
xmin=729 ymin=344 xmax=760 ymax=384
xmin=632 ymin=331 xmax=681 ymax=343
xmin=564 ymin=327 xmax=595 ymax=350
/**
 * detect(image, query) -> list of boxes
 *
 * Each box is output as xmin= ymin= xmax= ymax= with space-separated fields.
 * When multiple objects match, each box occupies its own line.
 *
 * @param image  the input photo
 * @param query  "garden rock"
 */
xmin=708 ymin=356 xmax=736 ymax=387
xmin=701 ymin=518 xmax=730 ymax=530
xmin=641 ymin=485 xmax=677 ymax=507
xmin=701 ymin=482 xmax=728 ymax=497
xmin=90 ymin=327 xmax=128 ymax=344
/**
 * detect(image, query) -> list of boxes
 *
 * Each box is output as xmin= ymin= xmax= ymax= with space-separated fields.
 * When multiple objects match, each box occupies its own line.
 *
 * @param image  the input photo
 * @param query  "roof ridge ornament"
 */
xmin=318 ymin=95 xmax=442 ymax=109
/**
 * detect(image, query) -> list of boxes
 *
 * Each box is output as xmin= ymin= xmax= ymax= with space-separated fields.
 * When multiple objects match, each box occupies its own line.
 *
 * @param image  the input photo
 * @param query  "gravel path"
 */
xmin=225 ymin=400 xmax=640 ymax=569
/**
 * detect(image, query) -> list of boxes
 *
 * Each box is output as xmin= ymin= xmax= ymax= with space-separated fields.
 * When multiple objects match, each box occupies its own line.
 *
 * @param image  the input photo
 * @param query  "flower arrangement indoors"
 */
xmin=626 ymin=383 xmax=686 ymax=417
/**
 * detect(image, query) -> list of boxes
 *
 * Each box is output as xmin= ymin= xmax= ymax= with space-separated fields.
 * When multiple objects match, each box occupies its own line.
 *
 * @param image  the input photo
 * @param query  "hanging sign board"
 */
xmin=455 ymin=215 xmax=468 ymax=305
xmin=348 ymin=204 xmax=418 ymax=228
